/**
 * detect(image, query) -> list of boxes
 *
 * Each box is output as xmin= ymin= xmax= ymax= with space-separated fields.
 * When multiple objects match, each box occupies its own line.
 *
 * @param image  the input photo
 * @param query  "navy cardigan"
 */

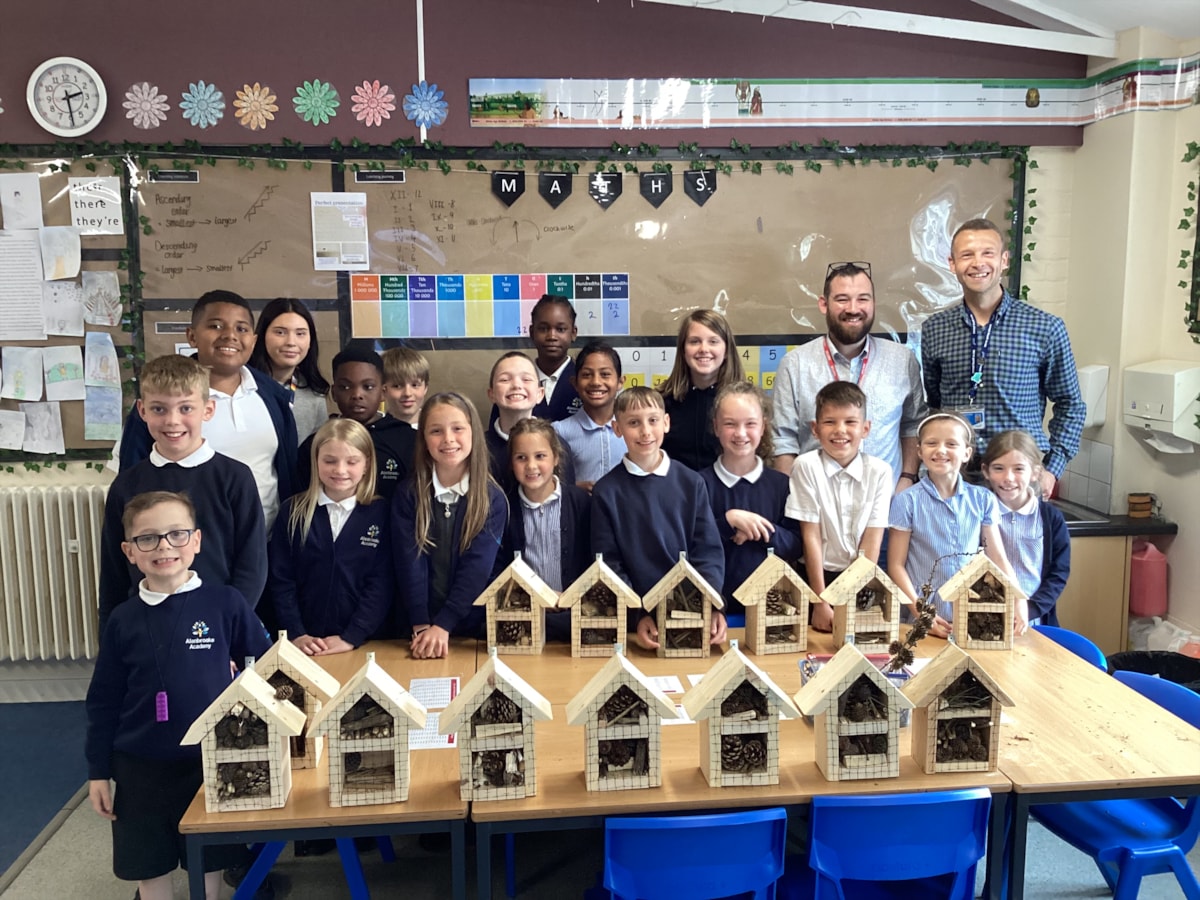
xmin=496 ymin=481 xmax=592 ymax=588
xmin=1031 ymin=499 xmax=1070 ymax=627
xmin=118 ymin=367 xmax=299 ymax=504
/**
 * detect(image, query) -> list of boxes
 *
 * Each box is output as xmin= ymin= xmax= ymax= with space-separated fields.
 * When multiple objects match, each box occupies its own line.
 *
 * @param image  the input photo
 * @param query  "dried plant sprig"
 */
xmin=885 ymin=549 xmax=980 ymax=672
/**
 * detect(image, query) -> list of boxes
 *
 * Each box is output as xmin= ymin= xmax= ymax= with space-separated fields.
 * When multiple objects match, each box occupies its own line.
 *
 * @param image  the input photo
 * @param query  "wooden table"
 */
xmin=179 ymin=639 xmax=479 ymax=900
xmin=980 ymin=631 xmax=1200 ymax=900
xmin=477 ymin=636 xmax=1011 ymax=900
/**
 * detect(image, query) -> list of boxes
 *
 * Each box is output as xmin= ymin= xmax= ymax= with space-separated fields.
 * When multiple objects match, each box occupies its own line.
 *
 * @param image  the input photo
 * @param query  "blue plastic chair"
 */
xmin=603 ymin=807 xmax=787 ymax=900
xmin=802 ymin=788 xmax=991 ymax=899
xmin=1032 ymin=624 xmax=1108 ymax=670
xmin=1031 ymin=670 xmax=1200 ymax=900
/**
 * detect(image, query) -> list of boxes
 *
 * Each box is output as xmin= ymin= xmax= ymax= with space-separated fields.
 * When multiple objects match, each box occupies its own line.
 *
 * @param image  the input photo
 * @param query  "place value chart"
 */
xmin=350 ymin=272 xmax=631 ymax=339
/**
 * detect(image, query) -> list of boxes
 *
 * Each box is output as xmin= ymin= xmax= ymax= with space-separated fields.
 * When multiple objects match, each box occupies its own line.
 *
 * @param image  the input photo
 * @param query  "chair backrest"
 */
xmin=1032 ymin=624 xmax=1108 ymax=670
xmin=1113 ymin=669 xmax=1200 ymax=729
xmin=604 ymin=807 xmax=787 ymax=900
xmin=808 ymin=788 xmax=991 ymax=899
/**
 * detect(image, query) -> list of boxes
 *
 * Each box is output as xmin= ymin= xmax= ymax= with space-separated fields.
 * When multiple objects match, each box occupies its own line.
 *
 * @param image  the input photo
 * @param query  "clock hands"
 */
xmin=59 ymin=87 xmax=84 ymax=127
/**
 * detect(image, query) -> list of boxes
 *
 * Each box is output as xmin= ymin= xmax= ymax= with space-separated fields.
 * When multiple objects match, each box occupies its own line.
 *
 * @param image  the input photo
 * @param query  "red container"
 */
xmin=1129 ymin=541 xmax=1168 ymax=618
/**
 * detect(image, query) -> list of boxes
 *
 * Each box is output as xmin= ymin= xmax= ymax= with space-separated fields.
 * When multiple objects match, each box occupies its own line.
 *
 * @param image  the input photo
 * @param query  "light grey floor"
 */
xmin=3 ymin=788 xmax=1197 ymax=899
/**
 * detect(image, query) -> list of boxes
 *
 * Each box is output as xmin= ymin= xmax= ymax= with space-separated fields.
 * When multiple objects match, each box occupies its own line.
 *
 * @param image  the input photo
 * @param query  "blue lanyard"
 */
xmin=967 ymin=307 xmax=997 ymax=403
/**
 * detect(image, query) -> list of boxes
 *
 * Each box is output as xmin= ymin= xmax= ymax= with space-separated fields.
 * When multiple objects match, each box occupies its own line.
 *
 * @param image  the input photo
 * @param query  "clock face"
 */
xmin=26 ymin=57 xmax=107 ymax=138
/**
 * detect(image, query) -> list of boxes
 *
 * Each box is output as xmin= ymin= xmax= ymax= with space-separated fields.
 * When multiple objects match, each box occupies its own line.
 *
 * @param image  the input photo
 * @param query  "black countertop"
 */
xmin=1051 ymin=498 xmax=1178 ymax=538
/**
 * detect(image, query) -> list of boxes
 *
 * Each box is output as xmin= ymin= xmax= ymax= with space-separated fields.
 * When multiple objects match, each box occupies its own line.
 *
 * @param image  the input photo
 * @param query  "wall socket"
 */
xmin=67 ymin=539 xmax=80 ymax=553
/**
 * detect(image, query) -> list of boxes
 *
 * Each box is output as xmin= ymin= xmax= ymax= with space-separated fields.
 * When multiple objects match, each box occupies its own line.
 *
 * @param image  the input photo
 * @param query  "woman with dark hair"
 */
xmin=249 ymin=298 xmax=330 ymax=441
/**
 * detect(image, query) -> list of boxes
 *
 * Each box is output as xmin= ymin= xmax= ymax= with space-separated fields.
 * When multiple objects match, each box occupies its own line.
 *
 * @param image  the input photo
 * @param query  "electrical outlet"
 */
xmin=67 ymin=539 xmax=80 ymax=553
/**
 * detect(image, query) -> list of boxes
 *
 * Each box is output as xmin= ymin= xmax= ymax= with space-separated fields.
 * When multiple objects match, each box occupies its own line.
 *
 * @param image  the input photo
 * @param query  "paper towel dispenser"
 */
xmin=1123 ymin=360 xmax=1200 ymax=453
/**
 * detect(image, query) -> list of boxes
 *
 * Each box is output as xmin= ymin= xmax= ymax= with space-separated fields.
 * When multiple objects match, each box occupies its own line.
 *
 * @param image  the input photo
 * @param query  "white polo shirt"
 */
xmin=204 ymin=367 xmax=280 ymax=528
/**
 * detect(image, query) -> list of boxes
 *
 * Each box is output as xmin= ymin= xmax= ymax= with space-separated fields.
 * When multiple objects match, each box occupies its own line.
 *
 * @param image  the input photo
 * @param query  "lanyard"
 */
xmin=967 ymin=307 xmax=997 ymax=403
xmin=142 ymin=592 xmax=189 ymax=723
xmin=823 ymin=337 xmax=870 ymax=385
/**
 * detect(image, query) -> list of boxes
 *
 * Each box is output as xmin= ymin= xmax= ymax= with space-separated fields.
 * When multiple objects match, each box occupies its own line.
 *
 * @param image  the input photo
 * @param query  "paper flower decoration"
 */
xmin=293 ymin=79 xmax=339 ymax=126
xmin=351 ymin=80 xmax=395 ymax=127
xmin=180 ymin=81 xmax=225 ymax=129
xmin=0 ymin=96 xmax=5 ymax=115
xmin=123 ymin=82 xmax=170 ymax=130
xmin=403 ymin=81 xmax=448 ymax=129
xmin=234 ymin=82 xmax=278 ymax=131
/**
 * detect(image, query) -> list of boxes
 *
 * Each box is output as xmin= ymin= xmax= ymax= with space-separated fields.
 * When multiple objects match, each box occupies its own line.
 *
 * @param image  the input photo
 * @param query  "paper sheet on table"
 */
xmin=407 ymin=676 xmax=461 ymax=710
xmin=905 ymin=658 xmax=934 ymax=674
xmin=21 ymin=401 xmax=65 ymax=454
xmin=410 ymin=711 xmax=458 ymax=749
xmin=0 ymin=410 xmax=25 ymax=450
xmin=0 ymin=230 xmax=48 ymax=340
xmin=311 ymin=192 xmax=369 ymax=271
xmin=82 ymin=270 xmax=122 ymax=327
xmin=686 ymin=673 xmax=705 ymax=687
xmin=648 ymin=674 xmax=684 ymax=694
xmin=84 ymin=386 xmax=123 ymax=441
xmin=43 ymin=345 xmax=85 ymax=401
xmin=663 ymin=703 xmax=694 ymax=725
xmin=2 ymin=347 xmax=44 ymax=400
xmin=0 ymin=173 xmax=43 ymax=230
xmin=85 ymin=332 xmax=122 ymax=388
xmin=39 ymin=227 xmax=81 ymax=280
xmin=43 ymin=281 xmax=86 ymax=336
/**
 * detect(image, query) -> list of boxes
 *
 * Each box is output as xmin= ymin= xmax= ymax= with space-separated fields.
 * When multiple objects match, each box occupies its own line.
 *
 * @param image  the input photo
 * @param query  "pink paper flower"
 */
xmin=352 ymin=80 xmax=396 ymax=127
xmin=123 ymin=82 xmax=170 ymax=130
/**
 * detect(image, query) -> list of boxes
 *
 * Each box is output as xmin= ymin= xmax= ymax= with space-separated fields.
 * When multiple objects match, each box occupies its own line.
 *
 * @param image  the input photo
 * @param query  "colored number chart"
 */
xmin=616 ymin=344 xmax=795 ymax=391
xmin=350 ymin=272 xmax=630 ymax=339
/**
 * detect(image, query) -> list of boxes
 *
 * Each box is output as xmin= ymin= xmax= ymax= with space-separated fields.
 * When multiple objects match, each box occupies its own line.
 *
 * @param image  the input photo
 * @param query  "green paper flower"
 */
xmin=293 ymin=79 xmax=339 ymax=126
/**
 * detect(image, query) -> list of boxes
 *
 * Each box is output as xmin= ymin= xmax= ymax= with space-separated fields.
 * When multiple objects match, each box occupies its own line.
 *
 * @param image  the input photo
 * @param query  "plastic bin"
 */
xmin=1107 ymin=650 xmax=1200 ymax=694
xmin=1129 ymin=542 xmax=1168 ymax=618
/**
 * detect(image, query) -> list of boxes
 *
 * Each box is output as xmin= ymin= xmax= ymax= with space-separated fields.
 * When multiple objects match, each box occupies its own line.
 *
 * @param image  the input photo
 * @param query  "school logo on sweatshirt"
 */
xmin=381 ymin=457 xmax=398 ymax=481
xmin=361 ymin=524 xmax=381 ymax=549
xmin=187 ymin=620 xmax=215 ymax=650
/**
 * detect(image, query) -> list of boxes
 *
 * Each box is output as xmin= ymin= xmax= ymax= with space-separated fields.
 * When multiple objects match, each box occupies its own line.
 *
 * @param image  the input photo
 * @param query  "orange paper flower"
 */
xmin=234 ymin=82 xmax=278 ymax=131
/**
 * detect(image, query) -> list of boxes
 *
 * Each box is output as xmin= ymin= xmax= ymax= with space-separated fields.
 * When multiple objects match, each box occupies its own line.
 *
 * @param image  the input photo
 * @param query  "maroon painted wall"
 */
xmin=0 ymin=0 xmax=1085 ymax=148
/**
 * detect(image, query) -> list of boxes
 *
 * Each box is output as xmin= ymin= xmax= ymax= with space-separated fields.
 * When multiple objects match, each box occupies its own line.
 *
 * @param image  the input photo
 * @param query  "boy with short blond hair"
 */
xmin=591 ymin=386 xmax=726 ymax=650
xmin=786 ymin=381 xmax=893 ymax=631
xmin=381 ymin=346 xmax=430 ymax=426
xmin=87 ymin=490 xmax=270 ymax=900
xmin=98 ymin=355 xmax=266 ymax=633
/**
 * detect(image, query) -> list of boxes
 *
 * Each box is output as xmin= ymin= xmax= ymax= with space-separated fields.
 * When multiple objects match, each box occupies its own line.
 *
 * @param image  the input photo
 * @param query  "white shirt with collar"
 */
xmin=139 ymin=571 xmax=203 ymax=606
xmin=713 ymin=456 xmax=764 ymax=487
xmin=149 ymin=439 xmax=215 ymax=469
xmin=621 ymin=451 xmax=671 ymax=477
xmin=432 ymin=471 xmax=470 ymax=511
xmin=538 ymin=356 xmax=571 ymax=407
xmin=786 ymin=448 xmax=893 ymax=572
xmin=204 ymin=366 xmax=280 ymax=528
xmin=319 ymin=491 xmax=358 ymax=541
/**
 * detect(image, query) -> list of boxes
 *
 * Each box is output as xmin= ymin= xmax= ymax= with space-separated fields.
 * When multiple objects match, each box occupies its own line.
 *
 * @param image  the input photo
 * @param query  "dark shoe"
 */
xmin=294 ymin=838 xmax=336 ymax=857
xmin=223 ymin=864 xmax=277 ymax=900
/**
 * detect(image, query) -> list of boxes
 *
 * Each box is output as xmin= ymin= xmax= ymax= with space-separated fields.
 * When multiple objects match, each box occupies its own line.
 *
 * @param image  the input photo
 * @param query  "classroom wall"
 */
xmin=1038 ymin=29 xmax=1200 ymax=631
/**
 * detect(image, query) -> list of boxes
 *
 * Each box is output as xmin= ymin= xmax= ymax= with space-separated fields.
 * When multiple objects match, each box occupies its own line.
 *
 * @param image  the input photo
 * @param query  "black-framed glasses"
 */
xmin=826 ymin=261 xmax=872 ymax=278
xmin=127 ymin=529 xmax=197 ymax=552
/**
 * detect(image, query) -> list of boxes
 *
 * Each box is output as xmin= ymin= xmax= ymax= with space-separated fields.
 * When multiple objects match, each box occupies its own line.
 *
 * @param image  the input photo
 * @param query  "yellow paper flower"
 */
xmin=234 ymin=82 xmax=278 ymax=131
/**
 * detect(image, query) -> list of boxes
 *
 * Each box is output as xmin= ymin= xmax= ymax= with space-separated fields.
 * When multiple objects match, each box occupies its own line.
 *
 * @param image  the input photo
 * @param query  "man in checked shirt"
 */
xmin=920 ymin=218 xmax=1084 ymax=496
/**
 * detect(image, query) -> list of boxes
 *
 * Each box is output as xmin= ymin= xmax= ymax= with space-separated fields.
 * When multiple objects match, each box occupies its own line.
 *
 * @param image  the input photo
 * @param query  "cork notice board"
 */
xmin=137 ymin=158 xmax=338 ymax=301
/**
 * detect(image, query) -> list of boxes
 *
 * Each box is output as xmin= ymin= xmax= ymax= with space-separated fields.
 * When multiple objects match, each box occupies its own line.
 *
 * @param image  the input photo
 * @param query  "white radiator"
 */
xmin=0 ymin=485 xmax=107 ymax=662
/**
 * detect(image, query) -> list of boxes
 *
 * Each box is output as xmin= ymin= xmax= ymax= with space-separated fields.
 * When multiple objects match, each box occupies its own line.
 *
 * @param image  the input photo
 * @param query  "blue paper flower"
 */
xmin=403 ymin=80 xmax=448 ymax=129
xmin=180 ymin=80 xmax=225 ymax=129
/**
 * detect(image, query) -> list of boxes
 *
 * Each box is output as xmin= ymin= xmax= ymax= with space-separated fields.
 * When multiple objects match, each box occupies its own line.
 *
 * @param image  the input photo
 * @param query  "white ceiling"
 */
xmin=1026 ymin=0 xmax=1200 ymax=41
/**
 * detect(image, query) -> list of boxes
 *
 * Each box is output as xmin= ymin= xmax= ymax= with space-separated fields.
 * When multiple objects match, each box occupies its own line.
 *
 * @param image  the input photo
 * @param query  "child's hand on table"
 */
xmin=314 ymin=636 xmax=353 ymax=655
xmin=709 ymin=611 xmax=728 ymax=645
xmin=411 ymin=625 xmax=449 ymax=659
xmin=634 ymin=615 xmax=660 ymax=651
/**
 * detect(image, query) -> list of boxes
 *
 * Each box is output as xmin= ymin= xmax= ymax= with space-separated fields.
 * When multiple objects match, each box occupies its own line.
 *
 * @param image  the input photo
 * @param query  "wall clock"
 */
xmin=26 ymin=57 xmax=108 ymax=138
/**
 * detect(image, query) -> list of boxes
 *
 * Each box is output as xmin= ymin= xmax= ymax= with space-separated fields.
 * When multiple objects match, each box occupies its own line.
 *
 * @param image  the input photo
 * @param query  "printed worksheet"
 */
xmin=407 ymin=676 xmax=461 ymax=710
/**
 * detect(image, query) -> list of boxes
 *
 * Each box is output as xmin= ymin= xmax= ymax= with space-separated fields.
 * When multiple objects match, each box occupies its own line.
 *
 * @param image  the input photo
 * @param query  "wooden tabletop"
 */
xmin=179 ymin=638 xmax=479 ymax=834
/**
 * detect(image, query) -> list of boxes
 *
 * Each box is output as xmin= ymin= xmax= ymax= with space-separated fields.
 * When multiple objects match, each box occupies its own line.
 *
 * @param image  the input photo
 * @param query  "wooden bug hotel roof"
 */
xmin=252 ymin=632 xmax=341 ymax=704
xmin=474 ymin=552 xmax=561 ymax=611
xmin=308 ymin=656 xmax=427 ymax=738
xmin=901 ymin=642 xmax=1014 ymax=710
xmin=565 ymin=650 xmax=679 ymax=726
xmin=557 ymin=555 xmax=641 ymax=611
xmin=732 ymin=551 xmax=817 ymax=610
xmin=681 ymin=643 xmax=801 ymax=722
xmin=640 ymin=552 xmax=724 ymax=613
xmin=792 ymin=643 xmax=914 ymax=718
xmin=181 ymin=667 xmax=306 ymax=747
xmin=939 ymin=554 xmax=1027 ymax=606
xmin=818 ymin=554 xmax=901 ymax=609
xmin=439 ymin=652 xmax=553 ymax=736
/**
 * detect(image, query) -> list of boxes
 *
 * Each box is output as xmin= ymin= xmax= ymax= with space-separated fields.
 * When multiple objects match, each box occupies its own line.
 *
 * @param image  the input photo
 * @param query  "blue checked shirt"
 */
xmin=553 ymin=411 xmax=626 ymax=484
xmin=920 ymin=292 xmax=1083 ymax=478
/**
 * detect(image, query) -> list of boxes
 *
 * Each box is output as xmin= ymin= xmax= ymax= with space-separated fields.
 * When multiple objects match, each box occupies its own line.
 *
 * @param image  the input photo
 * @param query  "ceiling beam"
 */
xmin=968 ymin=0 xmax=1115 ymax=38
xmin=639 ymin=0 xmax=1117 ymax=57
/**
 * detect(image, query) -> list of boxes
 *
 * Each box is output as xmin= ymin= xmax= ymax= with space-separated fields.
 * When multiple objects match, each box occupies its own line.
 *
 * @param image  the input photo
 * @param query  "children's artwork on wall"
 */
xmin=0 ymin=410 xmax=25 ymax=450
xmin=42 ymin=281 xmax=85 ymax=337
xmin=42 ymin=345 xmax=85 ymax=401
xmin=1 ymin=347 xmax=43 ymax=401
xmin=0 ymin=173 xmax=43 ymax=230
xmin=84 ymin=386 xmax=122 ymax=441
xmin=20 ymin=401 xmax=65 ymax=454
xmin=38 ymin=227 xmax=81 ymax=281
xmin=84 ymin=332 xmax=121 ymax=388
xmin=81 ymin=270 xmax=121 ymax=327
